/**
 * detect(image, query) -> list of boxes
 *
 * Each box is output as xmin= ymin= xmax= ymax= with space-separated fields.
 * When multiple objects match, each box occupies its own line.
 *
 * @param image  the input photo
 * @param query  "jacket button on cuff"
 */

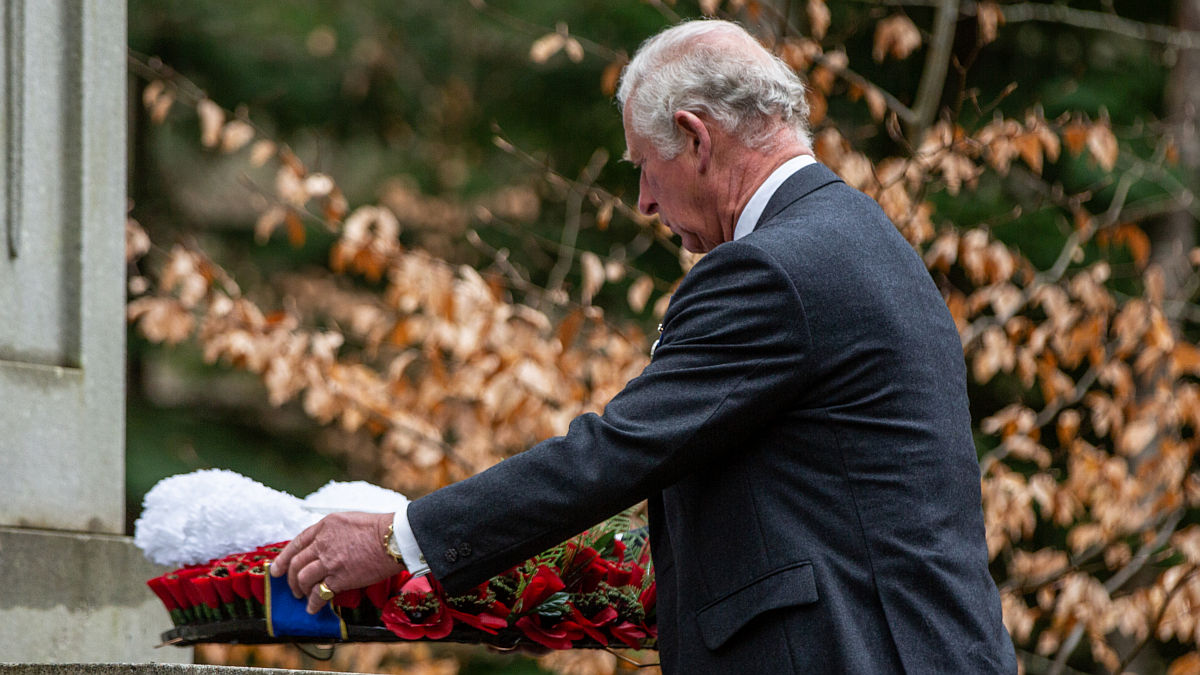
xmin=458 ymin=542 xmax=472 ymax=557
xmin=445 ymin=548 xmax=458 ymax=563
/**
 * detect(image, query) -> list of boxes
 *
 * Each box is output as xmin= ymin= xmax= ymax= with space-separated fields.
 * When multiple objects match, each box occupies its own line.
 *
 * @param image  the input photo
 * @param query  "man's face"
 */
xmin=624 ymin=112 xmax=723 ymax=253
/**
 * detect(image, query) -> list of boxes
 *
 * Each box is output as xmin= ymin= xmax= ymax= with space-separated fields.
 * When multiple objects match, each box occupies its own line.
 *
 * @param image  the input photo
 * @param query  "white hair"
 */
xmin=617 ymin=19 xmax=812 ymax=159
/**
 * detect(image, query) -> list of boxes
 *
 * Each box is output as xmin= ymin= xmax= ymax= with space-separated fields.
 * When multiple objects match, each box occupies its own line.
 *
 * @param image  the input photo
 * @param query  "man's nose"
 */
xmin=638 ymin=193 xmax=658 ymax=216
xmin=638 ymin=181 xmax=657 ymax=215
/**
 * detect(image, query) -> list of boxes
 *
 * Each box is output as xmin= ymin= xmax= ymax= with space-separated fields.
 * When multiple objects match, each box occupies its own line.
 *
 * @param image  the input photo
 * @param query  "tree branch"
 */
xmin=1001 ymin=2 xmax=1200 ymax=50
xmin=754 ymin=2 xmax=920 ymax=125
xmin=466 ymin=0 xmax=624 ymax=61
xmin=546 ymin=148 xmax=610 ymax=301
xmin=909 ymin=0 xmax=960 ymax=141
xmin=843 ymin=0 xmax=1200 ymax=49
xmin=1046 ymin=507 xmax=1186 ymax=675
xmin=1116 ymin=564 xmax=1199 ymax=673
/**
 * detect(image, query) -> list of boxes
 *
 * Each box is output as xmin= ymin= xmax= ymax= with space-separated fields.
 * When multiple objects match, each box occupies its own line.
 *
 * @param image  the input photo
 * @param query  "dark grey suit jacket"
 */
xmin=409 ymin=164 xmax=1017 ymax=673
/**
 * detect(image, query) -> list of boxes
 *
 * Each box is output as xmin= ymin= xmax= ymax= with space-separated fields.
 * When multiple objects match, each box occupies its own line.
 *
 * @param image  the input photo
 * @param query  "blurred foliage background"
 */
xmin=127 ymin=0 xmax=1200 ymax=672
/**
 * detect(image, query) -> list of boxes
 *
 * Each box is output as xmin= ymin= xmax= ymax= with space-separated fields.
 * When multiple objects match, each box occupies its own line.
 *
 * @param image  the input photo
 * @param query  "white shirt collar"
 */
xmin=733 ymin=155 xmax=817 ymax=241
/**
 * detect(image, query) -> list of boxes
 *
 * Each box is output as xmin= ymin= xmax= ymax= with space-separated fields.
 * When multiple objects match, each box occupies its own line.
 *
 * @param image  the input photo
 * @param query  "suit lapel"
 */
xmin=755 ymin=163 xmax=843 ymax=230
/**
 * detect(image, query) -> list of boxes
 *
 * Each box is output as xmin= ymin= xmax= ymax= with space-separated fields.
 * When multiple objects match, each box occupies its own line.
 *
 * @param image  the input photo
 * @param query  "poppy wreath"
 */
xmin=148 ymin=511 xmax=656 ymax=650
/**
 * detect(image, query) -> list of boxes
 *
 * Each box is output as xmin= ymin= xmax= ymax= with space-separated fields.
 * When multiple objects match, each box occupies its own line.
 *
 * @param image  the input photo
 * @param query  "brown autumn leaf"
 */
xmin=143 ymin=80 xmax=175 ymax=124
xmin=529 ymin=33 xmax=565 ymax=64
xmin=1062 ymin=119 xmax=1090 ymax=156
xmin=976 ymin=118 xmax=1021 ymax=174
xmin=128 ymin=296 xmax=196 ymax=345
xmin=924 ymin=231 xmax=958 ymax=273
xmin=580 ymin=251 xmax=605 ymax=305
xmin=285 ymin=210 xmax=307 ymax=248
xmin=627 ymin=275 xmax=654 ymax=313
xmin=864 ymin=86 xmax=887 ymax=122
xmin=323 ymin=186 xmax=349 ymax=223
xmin=873 ymin=15 xmax=922 ymax=63
xmin=196 ymin=98 xmax=225 ymax=148
xmin=977 ymin=2 xmax=1005 ymax=46
xmin=821 ymin=49 xmax=849 ymax=73
xmin=1014 ymin=132 xmax=1044 ymax=175
xmin=249 ymin=139 xmax=277 ymax=167
xmin=778 ymin=39 xmax=812 ymax=72
xmin=1057 ymin=409 xmax=1082 ymax=448
xmin=601 ymin=57 xmax=627 ymax=97
xmin=973 ymin=326 xmax=1015 ymax=382
xmin=1117 ymin=415 xmax=1157 ymax=456
xmin=652 ymin=291 xmax=672 ymax=319
xmin=1086 ymin=122 xmax=1119 ymax=171
xmin=275 ymin=166 xmax=309 ymax=207
xmin=807 ymin=0 xmax=831 ymax=41
xmin=1028 ymin=113 xmax=1061 ymax=163
xmin=1168 ymin=651 xmax=1200 ymax=675
xmin=150 ymin=90 xmax=176 ymax=124
xmin=564 ymin=37 xmax=584 ymax=63
xmin=220 ymin=119 xmax=255 ymax=153
xmin=1072 ymin=206 xmax=1093 ymax=233
xmin=807 ymin=89 xmax=828 ymax=125
xmin=1099 ymin=223 xmax=1150 ymax=269
xmin=142 ymin=80 xmax=165 ymax=110
xmin=595 ymin=199 xmax=614 ymax=230
xmin=126 ymin=217 xmax=151 ymax=264
xmin=1172 ymin=342 xmax=1200 ymax=378
xmin=809 ymin=66 xmax=836 ymax=95
xmin=303 ymin=173 xmax=335 ymax=199
xmin=255 ymin=206 xmax=286 ymax=244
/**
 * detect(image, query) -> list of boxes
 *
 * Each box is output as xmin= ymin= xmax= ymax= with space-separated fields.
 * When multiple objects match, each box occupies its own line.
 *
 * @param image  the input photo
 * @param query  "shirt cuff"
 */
xmin=391 ymin=503 xmax=431 ymax=577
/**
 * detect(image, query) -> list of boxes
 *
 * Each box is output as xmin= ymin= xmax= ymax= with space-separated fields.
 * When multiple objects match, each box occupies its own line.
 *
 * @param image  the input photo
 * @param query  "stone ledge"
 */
xmin=0 ymin=527 xmax=190 ymax=664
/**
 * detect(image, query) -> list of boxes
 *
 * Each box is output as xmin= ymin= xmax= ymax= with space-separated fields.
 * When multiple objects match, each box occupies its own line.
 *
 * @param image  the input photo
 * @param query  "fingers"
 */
xmin=307 ymin=579 xmax=331 ymax=615
xmin=286 ymin=545 xmax=319 ymax=598
xmin=271 ymin=523 xmax=316 ymax=576
xmin=266 ymin=512 xmax=402 ymax=614
xmin=296 ymin=558 xmax=328 ymax=596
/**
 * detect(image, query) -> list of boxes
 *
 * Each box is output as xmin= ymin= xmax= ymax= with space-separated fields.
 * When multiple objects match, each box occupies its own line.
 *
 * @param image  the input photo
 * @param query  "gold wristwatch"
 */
xmin=383 ymin=521 xmax=407 ymax=566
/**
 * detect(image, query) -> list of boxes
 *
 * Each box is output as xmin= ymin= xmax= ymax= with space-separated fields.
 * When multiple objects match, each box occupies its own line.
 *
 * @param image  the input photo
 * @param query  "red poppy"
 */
xmin=247 ymin=565 xmax=267 ymax=605
xmin=579 ymin=557 xmax=612 ymax=593
xmin=207 ymin=570 xmax=237 ymax=615
xmin=606 ymin=564 xmax=633 ymax=588
xmin=516 ymin=565 xmax=565 ymax=613
xmin=332 ymin=587 xmax=364 ymax=609
xmin=447 ymin=606 xmax=509 ymax=634
xmin=192 ymin=575 xmax=221 ymax=611
xmin=381 ymin=575 xmax=454 ymax=640
xmin=146 ymin=574 xmax=180 ymax=610
xmin=568 ymin=604 xmax=617 ymax=645
xmin=610 ymin=620 xmax=650 ymax=648
xmin=515 ymin=615 xmax=579 ymax=650
xmin=638 ymin=581 xmax=657 ymax=614
xmin=446 ymin=584 xmax=511 ymax=635
xmin=365 ymin=570 xmax=409 ymax=610
xmin=228 ymin=565 xmax=253 ymax=601
xmin=568 ymin=544 xmax=601 ymax=573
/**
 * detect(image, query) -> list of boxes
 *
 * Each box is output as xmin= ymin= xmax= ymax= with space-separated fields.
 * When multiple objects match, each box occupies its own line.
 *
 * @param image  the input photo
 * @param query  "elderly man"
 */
xmin=273 ymin=19 xmax=1017 ymax=673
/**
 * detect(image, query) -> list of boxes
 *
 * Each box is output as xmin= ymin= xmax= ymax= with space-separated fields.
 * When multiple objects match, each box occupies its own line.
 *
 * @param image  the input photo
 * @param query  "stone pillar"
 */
xmin=0 ymin=1 xmax=187 ymax=663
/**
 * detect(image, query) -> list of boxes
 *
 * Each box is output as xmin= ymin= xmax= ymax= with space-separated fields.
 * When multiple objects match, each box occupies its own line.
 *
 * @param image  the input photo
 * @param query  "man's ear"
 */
xmin=673 ymin=110 xmax=711 ymax=173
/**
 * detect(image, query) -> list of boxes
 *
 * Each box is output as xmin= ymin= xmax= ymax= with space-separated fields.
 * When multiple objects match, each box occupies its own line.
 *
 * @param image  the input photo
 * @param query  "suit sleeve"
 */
xmin=407 ymin=241 xmax=813 ymax=593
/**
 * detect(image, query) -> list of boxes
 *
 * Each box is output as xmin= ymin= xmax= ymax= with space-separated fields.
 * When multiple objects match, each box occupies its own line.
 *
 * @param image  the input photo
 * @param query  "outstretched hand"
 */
xmin=270 ymin=511 xmax=404 ymax=614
